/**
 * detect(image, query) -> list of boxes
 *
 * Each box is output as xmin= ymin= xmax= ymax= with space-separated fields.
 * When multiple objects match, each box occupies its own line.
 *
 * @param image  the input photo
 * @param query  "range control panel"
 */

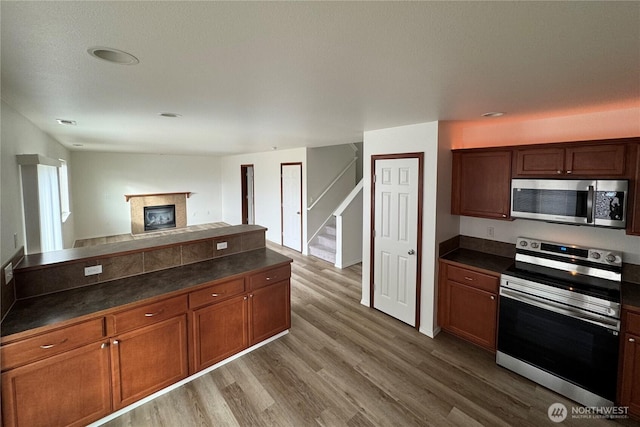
xmin=516 ymin=237 xmax=622 ymax=266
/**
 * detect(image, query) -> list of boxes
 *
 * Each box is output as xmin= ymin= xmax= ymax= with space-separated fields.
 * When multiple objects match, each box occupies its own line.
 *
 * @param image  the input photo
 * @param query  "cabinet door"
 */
xmin=514 ymin=147 xmax=565 ymax=176
xmin=446 ymin=281 xmax=497 ymax=351
xmin=452 ymin=150 xmax=512 ymax=219
xmin=111 ymin=315 xmax=188 ymax=409
xmin=627 ymin=143 xmax=640 ymax=235
xmin=191 ymin=295 xmax=248 ymax=372
xmin=565 ymin=144 xmax=626 ymax=176
xmin=249 ymin=280 xmax=291 ymax=345
xmin=1 ymin=341 xmax=111 ymax=427
xmin=620 ymin=333 xmax=640 ymax=417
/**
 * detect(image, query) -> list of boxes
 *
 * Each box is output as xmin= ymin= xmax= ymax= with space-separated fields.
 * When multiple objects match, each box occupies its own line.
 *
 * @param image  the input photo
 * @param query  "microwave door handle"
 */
xmin=586 ymin=185 xmax=594 ymax=223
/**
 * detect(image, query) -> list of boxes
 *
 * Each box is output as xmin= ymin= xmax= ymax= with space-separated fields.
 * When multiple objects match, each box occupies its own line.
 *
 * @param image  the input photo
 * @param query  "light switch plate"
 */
xmin=4 ymin=263 xmax=13 ymax=284
xmin=216 ymin=241 xmax=228 ymax=250
xmin=84 ymin=265 xmax=103 ymax=276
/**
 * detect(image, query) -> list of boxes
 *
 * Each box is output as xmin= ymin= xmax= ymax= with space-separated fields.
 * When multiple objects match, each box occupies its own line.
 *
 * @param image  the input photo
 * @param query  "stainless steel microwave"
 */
xmin=510 ymin=179 xmax=628 ymax=228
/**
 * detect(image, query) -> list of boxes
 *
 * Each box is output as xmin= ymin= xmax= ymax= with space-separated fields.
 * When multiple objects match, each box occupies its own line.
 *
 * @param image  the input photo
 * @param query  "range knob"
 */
xmin=591 ymin=252 xmax=601 ymax=260
xmin=530 ymin=242 xmax=539 ymax=249
xmin=519 ymin=240 xmax=528 ymax=247
xmin=605 ymin=254 xmax=617 ymax=263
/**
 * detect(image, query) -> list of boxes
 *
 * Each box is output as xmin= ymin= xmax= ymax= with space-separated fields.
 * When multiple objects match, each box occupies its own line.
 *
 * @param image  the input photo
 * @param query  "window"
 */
xmin=58 ymin=159 xmax=71 ymax=222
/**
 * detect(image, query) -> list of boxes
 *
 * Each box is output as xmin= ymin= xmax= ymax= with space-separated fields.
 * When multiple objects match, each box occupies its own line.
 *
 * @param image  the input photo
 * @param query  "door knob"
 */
xmin=408 ymin=249 xmax=415 ymax=255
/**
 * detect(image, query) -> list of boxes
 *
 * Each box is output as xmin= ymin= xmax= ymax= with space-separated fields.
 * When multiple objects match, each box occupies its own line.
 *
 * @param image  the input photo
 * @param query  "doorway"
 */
xmin=241 ymin=165 xmax=255 ymax=225
xmin=281 ymin=163 xmax=303 ymax=252
xmin=370 ymin=153 xmax=423 ymax=327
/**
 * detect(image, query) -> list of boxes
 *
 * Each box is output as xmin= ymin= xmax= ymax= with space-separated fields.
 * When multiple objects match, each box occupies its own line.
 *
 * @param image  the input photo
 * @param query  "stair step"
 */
xmin=309 ymin=243 xmax=336 ymax=264
xmin=324 ymin=225 xmax=336 ymax=236
xmin=317 ymin=234 xmax=336 ymax=250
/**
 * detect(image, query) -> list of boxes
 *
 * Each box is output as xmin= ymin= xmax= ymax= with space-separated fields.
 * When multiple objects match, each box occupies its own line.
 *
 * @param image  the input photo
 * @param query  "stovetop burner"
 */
xmin=505 ymin=236 xmax=622 ymax=303
xmin=503 ymin=263 xmax=620 ymax=303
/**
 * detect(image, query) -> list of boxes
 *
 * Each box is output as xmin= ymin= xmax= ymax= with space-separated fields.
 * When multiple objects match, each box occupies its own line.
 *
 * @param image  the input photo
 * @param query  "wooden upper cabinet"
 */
xmin=514 ymin=147 xmax=565 ymax=176
xmin=452 ymin=150 xmax=512 ymax=220
xmin=514 ymin=143 xmax=627 ymax=177
xmin=628 ymin=143 xmax=640 ymax=236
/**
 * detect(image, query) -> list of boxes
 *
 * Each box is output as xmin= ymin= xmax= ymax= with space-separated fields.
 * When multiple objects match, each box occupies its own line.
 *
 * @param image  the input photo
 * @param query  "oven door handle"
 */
xmin=587 ymin=185 xmax=595 ymax=224
xmin=500 ymin=288 xmax=620 ymax=332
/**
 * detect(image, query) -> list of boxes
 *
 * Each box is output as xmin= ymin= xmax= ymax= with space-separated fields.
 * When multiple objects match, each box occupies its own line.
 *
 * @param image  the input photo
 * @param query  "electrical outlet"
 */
xmin=216 ymin=241 xmax=228 ymax=250
xmin=4 ymin=263 xmax=13 ymax=284
xmin=487 ymin=227 xmax=495 ymax=238
xmin=84 ymin=265 xmax=103 ymax=276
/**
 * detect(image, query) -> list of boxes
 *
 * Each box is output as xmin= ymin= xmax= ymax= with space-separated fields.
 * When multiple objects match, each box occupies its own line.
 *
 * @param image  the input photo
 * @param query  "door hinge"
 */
xmin=373 ymin=174 xmax=376 ymax=183
xmin=372 ymin=229 xmax=376 ymax=237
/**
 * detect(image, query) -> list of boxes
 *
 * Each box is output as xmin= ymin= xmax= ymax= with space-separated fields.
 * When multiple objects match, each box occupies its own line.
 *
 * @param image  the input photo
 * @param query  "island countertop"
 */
xmin=1 ymin=247 xmax=292 ymax=340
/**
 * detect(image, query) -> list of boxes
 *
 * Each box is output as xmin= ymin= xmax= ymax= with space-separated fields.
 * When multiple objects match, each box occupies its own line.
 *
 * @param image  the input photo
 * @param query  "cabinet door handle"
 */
xmin=556 ymin=170 xmax=562 ymax=174
xmin=630 ymin=338 xmax=636 ymax=343
xmin=101 ymin=343 xmax=108 ymax=349
xmin=502 ymin=214 xmax=507 ymax=218
xmin=144 ymin=309 xmax=165 ymax=317
xmin=39 ymin=338 xmax=68 ymax=349
xmin=113 ymin=340 xmax=119 ymax=345
xmin=211 ymin=292 xmax=225 ymax=297
xmin=266 ymin=276 xmax=277 ymax=281
xmin=566 ymin=170 xmax=572 ymax=174
xmin=490 ymin=295 xmax=496 ymax=300
xmin=464 ymin=277 xmax=474 ymax=281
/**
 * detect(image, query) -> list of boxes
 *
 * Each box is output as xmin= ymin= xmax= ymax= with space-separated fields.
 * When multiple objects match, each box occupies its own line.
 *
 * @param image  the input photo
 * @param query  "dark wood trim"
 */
xmin=280 ymin=162 xmax=303 ymax=252
xmin=370 ymin=152 xmax=424 ymax=330
xmin=125 ymin=192 xmax=191 ymax=202
xmin=240 ymin=164 xmax=254 ymax=225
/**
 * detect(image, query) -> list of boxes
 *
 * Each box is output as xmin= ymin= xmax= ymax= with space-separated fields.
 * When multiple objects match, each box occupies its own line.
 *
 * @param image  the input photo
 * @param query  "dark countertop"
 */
xmin=2 ymin=248 xmax=291 ymax=338
xmin=440 ymin=248 xmax=514 ymax=274
xmin=442 ymin=248 xmax=640 ymax=311
xmin=17 ymin=224 xmax=267 ymax=270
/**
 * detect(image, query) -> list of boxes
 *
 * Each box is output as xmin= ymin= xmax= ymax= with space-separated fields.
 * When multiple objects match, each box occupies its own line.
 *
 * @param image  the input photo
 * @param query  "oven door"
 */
xmin=497 ymin=288 xmax=619 ymax=402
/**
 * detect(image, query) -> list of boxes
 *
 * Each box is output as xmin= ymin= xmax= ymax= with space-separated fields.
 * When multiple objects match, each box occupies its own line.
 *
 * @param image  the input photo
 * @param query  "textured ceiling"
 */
xmin=1 ymin=1 xmax=639 ymax=155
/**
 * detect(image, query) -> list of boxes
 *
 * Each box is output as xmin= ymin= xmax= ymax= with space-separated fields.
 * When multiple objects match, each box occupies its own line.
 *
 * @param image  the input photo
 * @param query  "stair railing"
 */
xmin=307 ymin=157 xmax=357 ymax=211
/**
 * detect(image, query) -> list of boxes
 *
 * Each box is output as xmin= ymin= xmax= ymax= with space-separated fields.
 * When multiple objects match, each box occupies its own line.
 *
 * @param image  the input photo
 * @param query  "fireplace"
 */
xmin=144 ymin=204 xmax=176 ymax=231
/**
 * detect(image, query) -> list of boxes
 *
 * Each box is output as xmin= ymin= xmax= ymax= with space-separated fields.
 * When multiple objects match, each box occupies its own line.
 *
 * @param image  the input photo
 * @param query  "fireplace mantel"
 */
xmin=125 ymin=192 xmax=192 ymax=202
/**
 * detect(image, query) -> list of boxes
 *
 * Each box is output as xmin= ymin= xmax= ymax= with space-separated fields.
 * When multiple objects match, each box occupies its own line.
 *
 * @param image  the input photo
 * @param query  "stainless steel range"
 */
xmin=497 ymin=237 xmax=622 ymax=407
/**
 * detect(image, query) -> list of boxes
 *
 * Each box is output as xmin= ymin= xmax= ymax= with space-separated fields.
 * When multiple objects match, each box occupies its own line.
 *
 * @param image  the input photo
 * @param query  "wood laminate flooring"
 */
xmin=103 ymin=242 xmax=639 ymax=427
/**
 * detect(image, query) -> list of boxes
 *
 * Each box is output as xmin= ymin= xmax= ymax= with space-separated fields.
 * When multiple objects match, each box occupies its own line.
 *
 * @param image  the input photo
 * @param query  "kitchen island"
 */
xmin=1 ymin=226 xmax=292 ymax=427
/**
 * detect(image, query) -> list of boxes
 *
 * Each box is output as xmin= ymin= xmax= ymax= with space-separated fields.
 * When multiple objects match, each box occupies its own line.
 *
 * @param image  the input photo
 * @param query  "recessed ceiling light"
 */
xmin=481 ymin=112 xmax=505 ymax=118
xmin=56 ymin=119 xmax=76 ymax=125
xmin=88 ymin=47 xmax=139 ymax=65
xmin=271 ymin=146 xmax=278 ymax=150
xmin=159 ymin=113 xmax=182 ymax=118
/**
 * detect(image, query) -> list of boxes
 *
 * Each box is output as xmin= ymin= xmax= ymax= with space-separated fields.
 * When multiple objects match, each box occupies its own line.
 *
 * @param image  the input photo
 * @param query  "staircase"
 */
xmin=308 ymin=217 xmax=336 ymax=264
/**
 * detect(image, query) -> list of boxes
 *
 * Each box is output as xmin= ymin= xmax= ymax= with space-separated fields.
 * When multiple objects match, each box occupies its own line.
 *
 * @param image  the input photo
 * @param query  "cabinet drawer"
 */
xmin=625 ymin=311 xmax=640 ymax=336
xmin=1 ymin=317 xmax=105 ymax=371
xmin=112 ymin=295 xmax=187 ymax=334
xmin=248 ymin=264 xmax=291 ymax=291
xmin=189 ymin=278 xmax=245 ymax=309
xmin=446 ymin=265 xmax=498 ymax=293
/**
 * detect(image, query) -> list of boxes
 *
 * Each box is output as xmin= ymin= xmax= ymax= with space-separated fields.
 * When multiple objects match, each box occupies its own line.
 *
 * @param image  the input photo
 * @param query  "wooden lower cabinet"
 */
xmin=619 ymin=309 xmax=640 ymax=419
xmin=249 ymin=280 xmax=291 ymax=345
xmin=438 ymin=260 xmax=499 ymax=352
xmin=111 ymin=314 xmax=189 ymax=409
xmin=1 ymin=341 xmax=112 ymax=427
xmin=191 ymin=295 xmax=249 ymax=372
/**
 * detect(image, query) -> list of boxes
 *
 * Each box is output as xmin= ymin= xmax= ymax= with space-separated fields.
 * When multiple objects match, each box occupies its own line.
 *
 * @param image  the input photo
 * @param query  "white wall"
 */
xmin=1 ymin=100 xmax=75 ymax=260
xmin=71 ymin=152 xmax=222 ymax=240
xmin=220 ymin=148 xmax=307 ymax=247
xmin=307 ymin=144 xmax=357 ymax=240
xmin=362 ymin=121 xmax=441 ymax=338
xmin=460 ymin=217 xmax=640 ymax=264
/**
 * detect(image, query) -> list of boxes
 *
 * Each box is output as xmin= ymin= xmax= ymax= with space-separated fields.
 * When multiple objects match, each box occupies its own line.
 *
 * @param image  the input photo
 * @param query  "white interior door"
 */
xmin=247 ymin=166 xmax=255 ymax=224
xmin=373 ymin=157 xmax=419 ymax=326
xmin=281 ymin=163 xmax=302 ymax=252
